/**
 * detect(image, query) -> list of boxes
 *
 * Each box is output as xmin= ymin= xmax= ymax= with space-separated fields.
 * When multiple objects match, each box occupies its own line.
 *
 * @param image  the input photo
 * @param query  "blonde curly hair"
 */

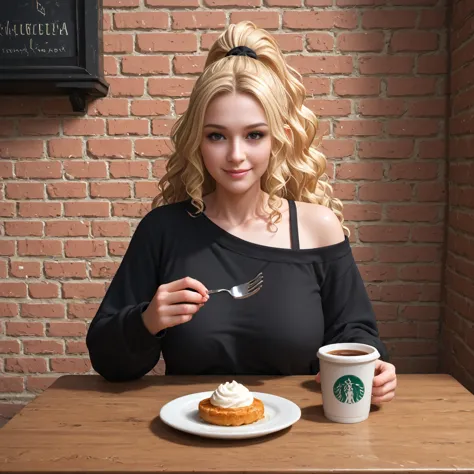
xmin=153 ymin=21 xmax=346 ymax=233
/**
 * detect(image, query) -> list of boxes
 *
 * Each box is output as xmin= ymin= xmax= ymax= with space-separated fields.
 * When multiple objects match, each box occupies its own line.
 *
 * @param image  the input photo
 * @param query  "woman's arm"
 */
xmin=86 ymin=212 xmax=163 ymax=381
xmin=306 ymin=204 xmax=388 ymax=360
xmin=319 ymin=252 xmax=389 ymax=360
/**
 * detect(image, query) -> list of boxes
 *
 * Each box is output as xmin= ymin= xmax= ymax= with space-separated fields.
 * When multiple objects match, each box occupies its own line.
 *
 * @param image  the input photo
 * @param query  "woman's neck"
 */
xmin=203 ymin=188 xmax=270 ymax=228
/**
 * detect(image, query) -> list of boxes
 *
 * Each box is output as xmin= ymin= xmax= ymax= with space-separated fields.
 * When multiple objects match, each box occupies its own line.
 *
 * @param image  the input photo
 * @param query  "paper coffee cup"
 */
xmin=317 ymin=342 xmax=380 ymax=424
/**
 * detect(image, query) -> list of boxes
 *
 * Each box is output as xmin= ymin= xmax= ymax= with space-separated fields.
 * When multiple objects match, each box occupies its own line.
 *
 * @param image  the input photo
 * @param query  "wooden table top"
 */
xmin=0 ymin=374 xmax=473 ymax=473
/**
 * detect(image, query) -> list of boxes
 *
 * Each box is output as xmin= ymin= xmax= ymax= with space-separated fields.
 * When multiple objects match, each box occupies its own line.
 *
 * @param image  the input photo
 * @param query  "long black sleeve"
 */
xmin=318 ymin=251 xmax=389 ymax=361
xmin=86 ymin=212 xmax=163 ymax=381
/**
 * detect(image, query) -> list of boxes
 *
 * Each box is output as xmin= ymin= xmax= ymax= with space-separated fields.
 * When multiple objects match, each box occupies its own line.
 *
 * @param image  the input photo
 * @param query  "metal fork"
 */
xmin=207 ymin=272 xmax=263 ymax=299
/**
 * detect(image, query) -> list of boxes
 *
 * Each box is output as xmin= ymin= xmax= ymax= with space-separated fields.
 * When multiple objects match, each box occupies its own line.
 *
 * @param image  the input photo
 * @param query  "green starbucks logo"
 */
xmin=333 ymin=375 xmax=365 ymax=404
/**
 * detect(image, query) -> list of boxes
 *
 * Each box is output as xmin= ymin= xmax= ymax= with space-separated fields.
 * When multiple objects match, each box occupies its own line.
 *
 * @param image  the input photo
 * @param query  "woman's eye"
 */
xmin=206 ymin=131 xmax=264 ymax=141
xmin=207 ymin=133 xmax=224 ymax=141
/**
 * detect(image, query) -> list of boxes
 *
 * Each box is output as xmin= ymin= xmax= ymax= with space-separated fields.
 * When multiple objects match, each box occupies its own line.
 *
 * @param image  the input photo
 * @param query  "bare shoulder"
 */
xmin=295 ymin=201 xmax=345 ymax=249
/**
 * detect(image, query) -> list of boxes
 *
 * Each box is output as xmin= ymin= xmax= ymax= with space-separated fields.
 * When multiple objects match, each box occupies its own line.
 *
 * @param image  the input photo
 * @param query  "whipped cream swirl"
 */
xmin=209 ymin=380 xmax=253 ymax=408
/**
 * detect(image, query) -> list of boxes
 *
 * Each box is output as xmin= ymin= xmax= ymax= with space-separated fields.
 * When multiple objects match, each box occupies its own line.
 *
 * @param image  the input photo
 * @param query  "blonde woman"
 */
xmin=87 ymin=22 xmax=396 ymax=404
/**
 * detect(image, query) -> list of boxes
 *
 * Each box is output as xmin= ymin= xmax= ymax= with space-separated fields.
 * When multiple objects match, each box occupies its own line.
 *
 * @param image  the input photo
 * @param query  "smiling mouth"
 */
xmin=224 ymin=169 xmax=251 ymax=174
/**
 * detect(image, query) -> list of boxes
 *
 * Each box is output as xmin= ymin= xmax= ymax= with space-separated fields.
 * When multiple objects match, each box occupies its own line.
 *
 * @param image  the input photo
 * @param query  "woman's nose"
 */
xmin=227 ymin=138 xmax=245 ymax=162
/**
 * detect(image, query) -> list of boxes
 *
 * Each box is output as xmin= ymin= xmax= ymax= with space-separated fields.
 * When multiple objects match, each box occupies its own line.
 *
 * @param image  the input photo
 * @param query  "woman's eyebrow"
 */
xmin=203 ymin=122 xmax=268 ymax=129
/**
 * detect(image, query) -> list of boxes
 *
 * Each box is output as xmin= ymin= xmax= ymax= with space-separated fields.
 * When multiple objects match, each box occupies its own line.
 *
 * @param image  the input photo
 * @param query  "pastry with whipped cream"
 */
xmin=198 ymin=381 xmax=264 ymax=426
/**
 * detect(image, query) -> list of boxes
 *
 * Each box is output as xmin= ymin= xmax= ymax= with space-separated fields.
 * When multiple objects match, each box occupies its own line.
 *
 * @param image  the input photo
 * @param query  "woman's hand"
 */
xmin=315 ymin=360 xmax=397 ymax=404
xmin=371 ymin=360 xmax=397 ymax=404
xmin=142 ymin=277 xmax=209 ymax=335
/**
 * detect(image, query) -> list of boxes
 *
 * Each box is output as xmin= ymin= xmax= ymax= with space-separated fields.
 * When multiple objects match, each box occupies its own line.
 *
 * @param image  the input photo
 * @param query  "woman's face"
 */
xmin=200 ymin=92 xmax=272 ymax=196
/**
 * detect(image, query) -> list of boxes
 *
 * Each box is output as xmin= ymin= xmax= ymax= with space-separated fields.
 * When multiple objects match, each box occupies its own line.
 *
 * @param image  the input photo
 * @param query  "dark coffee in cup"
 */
xmin=328 ymin=349 xmax=368 ymax=356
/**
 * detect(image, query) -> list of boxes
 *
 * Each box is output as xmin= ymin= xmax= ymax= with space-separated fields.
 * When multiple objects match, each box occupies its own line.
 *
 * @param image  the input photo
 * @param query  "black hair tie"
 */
xmin=225 ymin=46 xmax=258 ymax=60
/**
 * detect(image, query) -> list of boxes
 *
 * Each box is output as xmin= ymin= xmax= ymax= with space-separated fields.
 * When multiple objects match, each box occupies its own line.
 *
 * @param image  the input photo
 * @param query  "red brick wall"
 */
xmin=0 ymin=0 xmax=448 ymax=421
xmin=441 ymin=0 xmax=474 ymax=394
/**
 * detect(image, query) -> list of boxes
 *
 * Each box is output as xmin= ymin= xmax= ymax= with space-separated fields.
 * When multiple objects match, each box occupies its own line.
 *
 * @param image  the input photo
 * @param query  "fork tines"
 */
xmin=248 ymin=272 xmax=263 ymax=292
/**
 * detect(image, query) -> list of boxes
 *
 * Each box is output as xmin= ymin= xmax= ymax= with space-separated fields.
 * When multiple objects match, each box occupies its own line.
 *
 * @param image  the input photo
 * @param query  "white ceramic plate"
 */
xmin=159 ymin=391 xmax=301 ymax=439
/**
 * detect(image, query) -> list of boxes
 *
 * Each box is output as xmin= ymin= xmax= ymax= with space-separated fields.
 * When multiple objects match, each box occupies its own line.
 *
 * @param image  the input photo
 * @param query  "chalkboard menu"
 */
xmin=0 ymin=0 xmax=108 ymax=113
xmin=0 ymin=0 xmax=77 ymax=59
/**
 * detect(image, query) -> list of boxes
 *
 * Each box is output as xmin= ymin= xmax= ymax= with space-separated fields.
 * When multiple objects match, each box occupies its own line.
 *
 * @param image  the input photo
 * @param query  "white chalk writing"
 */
xmin=0 ymin=21 xmax=69 ymax=37
xmin=1 ymin=38 xmax=67 ymax=56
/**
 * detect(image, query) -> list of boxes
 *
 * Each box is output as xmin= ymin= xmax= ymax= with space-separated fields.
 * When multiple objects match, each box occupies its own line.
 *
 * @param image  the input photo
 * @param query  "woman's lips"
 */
xmin=224 ymin=169 xmax=251 ymax=178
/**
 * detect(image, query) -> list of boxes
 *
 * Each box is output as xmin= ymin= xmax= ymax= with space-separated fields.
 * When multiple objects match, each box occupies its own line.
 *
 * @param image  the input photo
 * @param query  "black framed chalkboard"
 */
xmin=0 ymin=0 xmax=108 ymax=113
xmin=0 ymin=0 xmax=77 ymax=60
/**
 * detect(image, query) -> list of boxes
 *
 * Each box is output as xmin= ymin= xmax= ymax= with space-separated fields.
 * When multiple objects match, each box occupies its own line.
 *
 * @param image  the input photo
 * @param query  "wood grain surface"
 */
xmin=0 ymin=374 xmax=473 ymax=473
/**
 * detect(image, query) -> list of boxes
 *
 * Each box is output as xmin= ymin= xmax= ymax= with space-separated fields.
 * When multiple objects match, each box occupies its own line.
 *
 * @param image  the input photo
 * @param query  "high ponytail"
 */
xmin=154 ymin=21 xmax=347 ymax=234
